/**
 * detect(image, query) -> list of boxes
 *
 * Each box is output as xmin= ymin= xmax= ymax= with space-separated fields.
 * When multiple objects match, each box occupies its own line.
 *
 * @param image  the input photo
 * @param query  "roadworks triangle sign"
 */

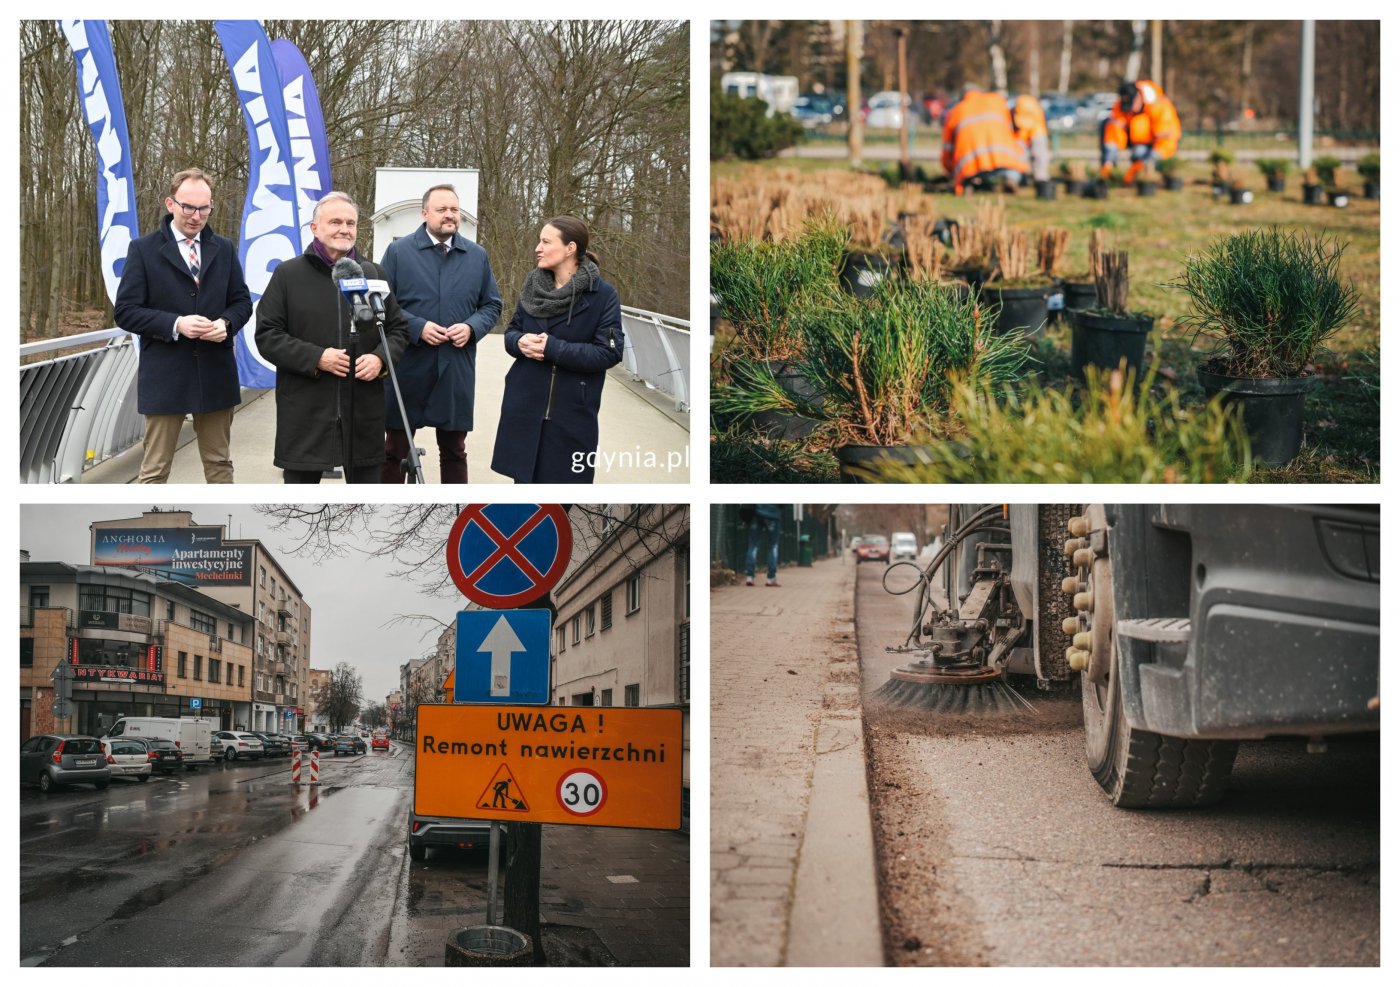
xmin=476 ymin=762 xmax=529 ymax=812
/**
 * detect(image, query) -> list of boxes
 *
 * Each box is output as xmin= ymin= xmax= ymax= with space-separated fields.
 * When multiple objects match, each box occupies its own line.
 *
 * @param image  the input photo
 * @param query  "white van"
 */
xmin=891 ymin=532 xmax=919 ymax=562
xmin=103 ymin=716 xmax=213 ymax=769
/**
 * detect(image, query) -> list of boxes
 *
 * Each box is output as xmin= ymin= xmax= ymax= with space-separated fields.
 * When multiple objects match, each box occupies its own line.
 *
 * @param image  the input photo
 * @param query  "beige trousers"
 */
xmin=138 ymin=407 xmax=235 ymax=483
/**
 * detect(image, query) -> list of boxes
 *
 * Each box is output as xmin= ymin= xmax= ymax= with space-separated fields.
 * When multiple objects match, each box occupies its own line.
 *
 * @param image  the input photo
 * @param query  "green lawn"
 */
xmin=710 ymin=158 xmax=1380 ymax=483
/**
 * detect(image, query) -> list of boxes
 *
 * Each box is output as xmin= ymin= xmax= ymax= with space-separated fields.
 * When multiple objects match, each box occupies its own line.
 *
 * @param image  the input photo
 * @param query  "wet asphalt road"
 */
xmin=20 ymin=746 xmax=413 ymax=966
xmin=856 ymin=562 xmax=1381 ymax=966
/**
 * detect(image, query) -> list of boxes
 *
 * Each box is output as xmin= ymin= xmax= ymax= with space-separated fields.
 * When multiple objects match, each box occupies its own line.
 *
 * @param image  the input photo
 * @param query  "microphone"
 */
xmin=365 ymin=278 xmax=390 ymax=318
xmin=332 ymin=257 xmax=373 ymax=323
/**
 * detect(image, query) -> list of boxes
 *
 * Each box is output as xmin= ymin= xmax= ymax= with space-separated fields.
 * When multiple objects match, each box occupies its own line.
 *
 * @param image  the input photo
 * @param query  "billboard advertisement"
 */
xmin=93 ymin=527 xmax=251 ymax=586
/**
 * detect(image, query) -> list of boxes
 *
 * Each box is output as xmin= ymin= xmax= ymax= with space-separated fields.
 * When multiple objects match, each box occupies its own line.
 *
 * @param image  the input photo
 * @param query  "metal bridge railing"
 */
xmin=620 ymin=305 xmax=690 ymax=413
xmin=20 ymin=329 xmax=142 ymax=484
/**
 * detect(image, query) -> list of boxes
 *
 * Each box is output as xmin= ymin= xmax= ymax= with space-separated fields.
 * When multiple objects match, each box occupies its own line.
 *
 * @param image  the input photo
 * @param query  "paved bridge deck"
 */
xmin=83 ymin=333 xmax=689 ymax=484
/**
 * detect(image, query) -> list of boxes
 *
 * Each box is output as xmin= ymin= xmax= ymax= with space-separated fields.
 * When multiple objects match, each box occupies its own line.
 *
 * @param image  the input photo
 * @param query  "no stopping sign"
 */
xmin=446 ymin=504 xmax=573 ymax=608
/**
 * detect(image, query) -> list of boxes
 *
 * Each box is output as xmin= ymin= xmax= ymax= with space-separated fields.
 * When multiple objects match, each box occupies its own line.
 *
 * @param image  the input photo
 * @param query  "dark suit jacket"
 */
xmin=113 ymin=215 xmax=252 ymax=415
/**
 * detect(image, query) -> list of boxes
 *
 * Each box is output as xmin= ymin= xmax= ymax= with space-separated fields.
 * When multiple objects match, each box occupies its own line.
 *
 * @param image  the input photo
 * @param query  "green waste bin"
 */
xmin=799 ymin=534 xmax=813 ymax=567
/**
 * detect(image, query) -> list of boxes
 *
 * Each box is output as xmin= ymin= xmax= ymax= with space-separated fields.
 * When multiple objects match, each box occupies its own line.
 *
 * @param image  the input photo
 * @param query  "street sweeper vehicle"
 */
xmin=877 ymin=504 xmax=1380 ymax=808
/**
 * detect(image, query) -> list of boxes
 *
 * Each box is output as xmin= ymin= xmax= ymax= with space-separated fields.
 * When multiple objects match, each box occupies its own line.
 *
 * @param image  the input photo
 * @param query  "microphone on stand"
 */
xmin=332 ymin=257 xmax=374 ymax=323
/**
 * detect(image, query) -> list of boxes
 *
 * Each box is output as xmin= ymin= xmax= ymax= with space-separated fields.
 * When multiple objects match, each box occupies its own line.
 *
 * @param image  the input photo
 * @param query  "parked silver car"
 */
xmin=100 ymin=737 xmax=153 ymax=783
xmin=20 ymin=734 xmax=111 ymax=792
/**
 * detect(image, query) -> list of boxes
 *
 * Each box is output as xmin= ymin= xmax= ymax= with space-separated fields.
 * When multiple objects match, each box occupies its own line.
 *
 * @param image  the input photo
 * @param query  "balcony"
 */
xmin=275 ymin=630 xmax=293 ymax=646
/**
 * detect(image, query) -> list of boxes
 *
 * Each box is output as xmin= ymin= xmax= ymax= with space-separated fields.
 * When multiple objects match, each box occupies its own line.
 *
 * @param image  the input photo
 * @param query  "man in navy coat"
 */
xmin=379 ymin=184 xmax=502 ymax=482
xmin=113 ymin=168 xmax=251 ymax=483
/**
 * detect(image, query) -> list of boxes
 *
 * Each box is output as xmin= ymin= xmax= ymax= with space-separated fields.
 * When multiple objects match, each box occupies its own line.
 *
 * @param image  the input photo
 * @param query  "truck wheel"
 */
xmin=1077 ymin=509 xmax=1237 ymax=808
xmin=409 ymin=841 xmax=426 ymax=862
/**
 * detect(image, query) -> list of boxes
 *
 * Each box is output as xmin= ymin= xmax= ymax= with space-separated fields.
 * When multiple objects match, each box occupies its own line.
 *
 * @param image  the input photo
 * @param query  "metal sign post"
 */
xmin=486 ymin=821 xmax=502 ymax=926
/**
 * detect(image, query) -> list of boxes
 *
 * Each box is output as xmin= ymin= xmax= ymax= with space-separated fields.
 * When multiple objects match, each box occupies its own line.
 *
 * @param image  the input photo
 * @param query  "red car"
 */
xmin=855 ymin=535 xmax=890 ymax=564
xmin=371 ymin=734 xmax=390 ymax=751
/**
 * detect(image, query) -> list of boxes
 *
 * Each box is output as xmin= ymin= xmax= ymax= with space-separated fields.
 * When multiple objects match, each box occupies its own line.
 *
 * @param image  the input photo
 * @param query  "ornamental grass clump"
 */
xmin=874 ymin=365 xmax=1253 ymax=483
xmin=709 ymin=219 xmax=848 ymax=360
xmin=1170 ymin=227 xmax=1360 ymax=379
xmin=793 ymin=277 xmax=1027 ymax=446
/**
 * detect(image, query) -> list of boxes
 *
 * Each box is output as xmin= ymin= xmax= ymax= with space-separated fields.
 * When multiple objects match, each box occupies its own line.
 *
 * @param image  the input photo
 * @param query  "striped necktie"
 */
xmin=185 ymin=238 xmax=200 ymax=286
xmin=439 ymin=241 xmax=450 ymax=258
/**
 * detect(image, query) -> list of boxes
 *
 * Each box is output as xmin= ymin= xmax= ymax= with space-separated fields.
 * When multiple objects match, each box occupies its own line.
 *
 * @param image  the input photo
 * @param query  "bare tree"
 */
xmin=312 ymin=661 xmax=363 ymax=732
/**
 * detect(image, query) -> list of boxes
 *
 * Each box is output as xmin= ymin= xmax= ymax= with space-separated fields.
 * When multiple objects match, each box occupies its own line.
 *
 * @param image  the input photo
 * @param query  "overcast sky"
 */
xmin=20 ymin=504 xmax=466 ymax=703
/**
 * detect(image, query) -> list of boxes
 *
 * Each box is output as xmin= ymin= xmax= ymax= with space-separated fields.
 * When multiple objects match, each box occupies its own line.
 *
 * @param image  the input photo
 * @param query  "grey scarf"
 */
xmin=519 ymin=258 xmax=599 ymax=324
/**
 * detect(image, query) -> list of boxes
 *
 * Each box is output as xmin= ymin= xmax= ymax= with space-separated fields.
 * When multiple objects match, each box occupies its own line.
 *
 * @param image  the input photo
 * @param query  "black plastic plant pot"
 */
xmin=1063 ymin=179 xmax=1088 ymax=197
xmin=1060 ymin=280 xmax=1097 ymax=316
xmin=1136 ymin=180 xmax=1157 ymax=197
xmin=1303 ymin=183 xmax=1326 ymax=205
xmin=1035 ymin=179 xmax=1056 ymax=200
xmin=989 ymin=285 xmax=1051 ymax=338
xmin=1211 ymin=182 xmax=1227 ymax=198
xmin=1163 ymin=175 xmax=1184 ymax=191
xmin=839 ymin=250 xmax=894 ymax=297
xmin=1084 ymin=179 xmax=1109 ymax=199
xmin=1364 ymin=182 xmax=1379 ymax=200
xmin=1197 ymin=367 xmax=1315 ymax=467
xmin=1330 ymin=191 xmax=1350 ymax=208
xmin=1068 ymin=309 xmax=1154 ymax=380
xmin=1230 ymin=188 xmax=1254 ymax=205
xmin=1267 ymin=175 xmax=1287 ymax=193
xmin=749 ymin=360 xmax=821 ymax=441
xmin=835 ymin=443 xmax=934 ymax=483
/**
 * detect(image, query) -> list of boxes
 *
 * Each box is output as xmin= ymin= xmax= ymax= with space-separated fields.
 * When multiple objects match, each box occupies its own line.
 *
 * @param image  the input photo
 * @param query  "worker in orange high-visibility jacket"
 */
xmin=1100 ymin=79 xmax=1181 ymax=181
xmin=1009 ymin=94 xmax=1051 ymax=182
xmin=941 ymin=85 xmax=1029 ymax=194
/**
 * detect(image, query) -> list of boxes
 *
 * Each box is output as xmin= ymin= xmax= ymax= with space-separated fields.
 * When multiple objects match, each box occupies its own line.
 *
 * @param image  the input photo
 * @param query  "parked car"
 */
xmin=891 ymin=532 xmax=919 ymax=562
xmin=142 ymin=738 xmax=185 ymax=775
xmin=252 ymin=732 xmax=291 ymax=758
xmin=333 ymin=735 xmax=366 ymax=756
xmin=855 ymin=535 xmax=891 ymax=564
xmin=864 ymin=90 xmax=909 ymax=129
xmin=408 ymin=812 xmax=496 ymax=862
xmin=1039 ymin=95 xmax=1080 ymax=132
xmin=102 ymin=716 xmax=212 ymax=769
xmin=100 ymin=737 xmax=153 ymax=783
xmin=371 ymin=733 xmax=390 ymax=751
xmin=20 ymin=734 xmax=111 ymax=792
xmin=211 ymin=731 xmax=264 ymax=761
xmin=305 ymin=733 xmax=336 ymax=752
xmin=286 ymin=735 xmax=311 ymax=752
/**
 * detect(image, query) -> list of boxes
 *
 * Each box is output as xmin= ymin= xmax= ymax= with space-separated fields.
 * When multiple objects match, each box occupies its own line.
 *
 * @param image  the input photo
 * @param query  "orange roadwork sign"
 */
xmin=414 ymin=704 xmax=684 ymax=830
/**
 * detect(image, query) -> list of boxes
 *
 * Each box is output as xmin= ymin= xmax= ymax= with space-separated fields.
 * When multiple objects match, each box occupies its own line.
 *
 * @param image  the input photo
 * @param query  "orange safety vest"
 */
xmin=941 ymin=91 xmax=1029 ymax=192
xmin=1010 ymin=95 xmax=1048 ymax=144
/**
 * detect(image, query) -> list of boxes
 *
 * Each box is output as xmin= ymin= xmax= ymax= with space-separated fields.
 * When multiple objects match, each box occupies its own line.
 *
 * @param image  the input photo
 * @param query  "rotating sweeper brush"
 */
xmin=873 ymin=504 xmax=1080 ymax=713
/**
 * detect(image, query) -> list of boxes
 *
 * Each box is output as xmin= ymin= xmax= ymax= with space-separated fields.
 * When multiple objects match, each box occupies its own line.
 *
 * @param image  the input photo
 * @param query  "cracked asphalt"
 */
xmin=857 ymin=561 xmax=1380 ymax=966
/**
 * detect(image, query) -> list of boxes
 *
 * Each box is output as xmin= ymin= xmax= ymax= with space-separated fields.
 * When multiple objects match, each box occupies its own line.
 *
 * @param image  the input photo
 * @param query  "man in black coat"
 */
xmin=254 ymin=191 xmax=409 ymax=483
xmin=113 ymin=168 xmax=252 ymax=483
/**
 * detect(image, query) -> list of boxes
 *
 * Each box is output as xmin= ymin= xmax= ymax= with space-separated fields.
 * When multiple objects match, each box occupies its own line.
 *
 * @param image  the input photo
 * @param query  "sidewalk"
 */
xmin=83 ymin=332 xmax=689 ymax=484
xmin=710 ymin=555 xmax=883 ymax=967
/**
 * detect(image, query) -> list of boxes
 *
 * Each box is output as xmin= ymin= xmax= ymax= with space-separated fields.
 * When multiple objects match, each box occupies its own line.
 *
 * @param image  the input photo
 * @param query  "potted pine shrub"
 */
xmin=709 ymin=221 xmax=846 ymax=440
xmin=1171 ymin=227 xmax=1360 ymax=466
xmin=1301 ymin=166 xmax=1327 ymax=205
xmin=790 ymin=277 xmax=1027 ymax=482
xmin=1257 ymin=158 xmax=1290 ymax=193
xmin=1066 ymin=245 xmax=1156 ymax=381
xmin=1358 ymin=152 xmax=1380 ymax=199
xmin=1326 ymin=166 xmax=1352 ymax=208
xmin=1228 ymin=171 xmax=1254 ymax=205
xmin=1158 ymin=156 xmax=1184 ymax=191
xmin=1135 ymin=161 xmax=1157 ymax=197
xmin=1209 ymin=149 xmax=1235 ymax=194
xmin=1059 ymin=160 xmax=1089 ymax=197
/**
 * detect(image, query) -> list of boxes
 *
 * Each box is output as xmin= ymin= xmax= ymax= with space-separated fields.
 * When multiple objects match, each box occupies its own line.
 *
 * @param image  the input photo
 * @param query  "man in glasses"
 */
xmin=114 ymin=168 xmax=251 ymax=482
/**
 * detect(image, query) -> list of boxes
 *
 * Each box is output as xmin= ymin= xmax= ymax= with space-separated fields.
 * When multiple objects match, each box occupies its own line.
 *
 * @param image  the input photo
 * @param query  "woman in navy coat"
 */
xmin=491 ymin=217 xmax=624 ymax=483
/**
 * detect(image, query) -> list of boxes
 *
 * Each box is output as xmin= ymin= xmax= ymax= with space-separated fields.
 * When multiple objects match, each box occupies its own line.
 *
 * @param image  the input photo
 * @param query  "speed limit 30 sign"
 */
xmin=414 ymin=704 xmax=683 ymax=830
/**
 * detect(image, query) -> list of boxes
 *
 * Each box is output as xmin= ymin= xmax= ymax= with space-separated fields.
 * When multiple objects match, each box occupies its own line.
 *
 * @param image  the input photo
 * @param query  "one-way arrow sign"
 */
xmin=480 ymin=615 xmax=525 ymax=696
xmin=455 ymin=609 xmax=550 ymax=705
